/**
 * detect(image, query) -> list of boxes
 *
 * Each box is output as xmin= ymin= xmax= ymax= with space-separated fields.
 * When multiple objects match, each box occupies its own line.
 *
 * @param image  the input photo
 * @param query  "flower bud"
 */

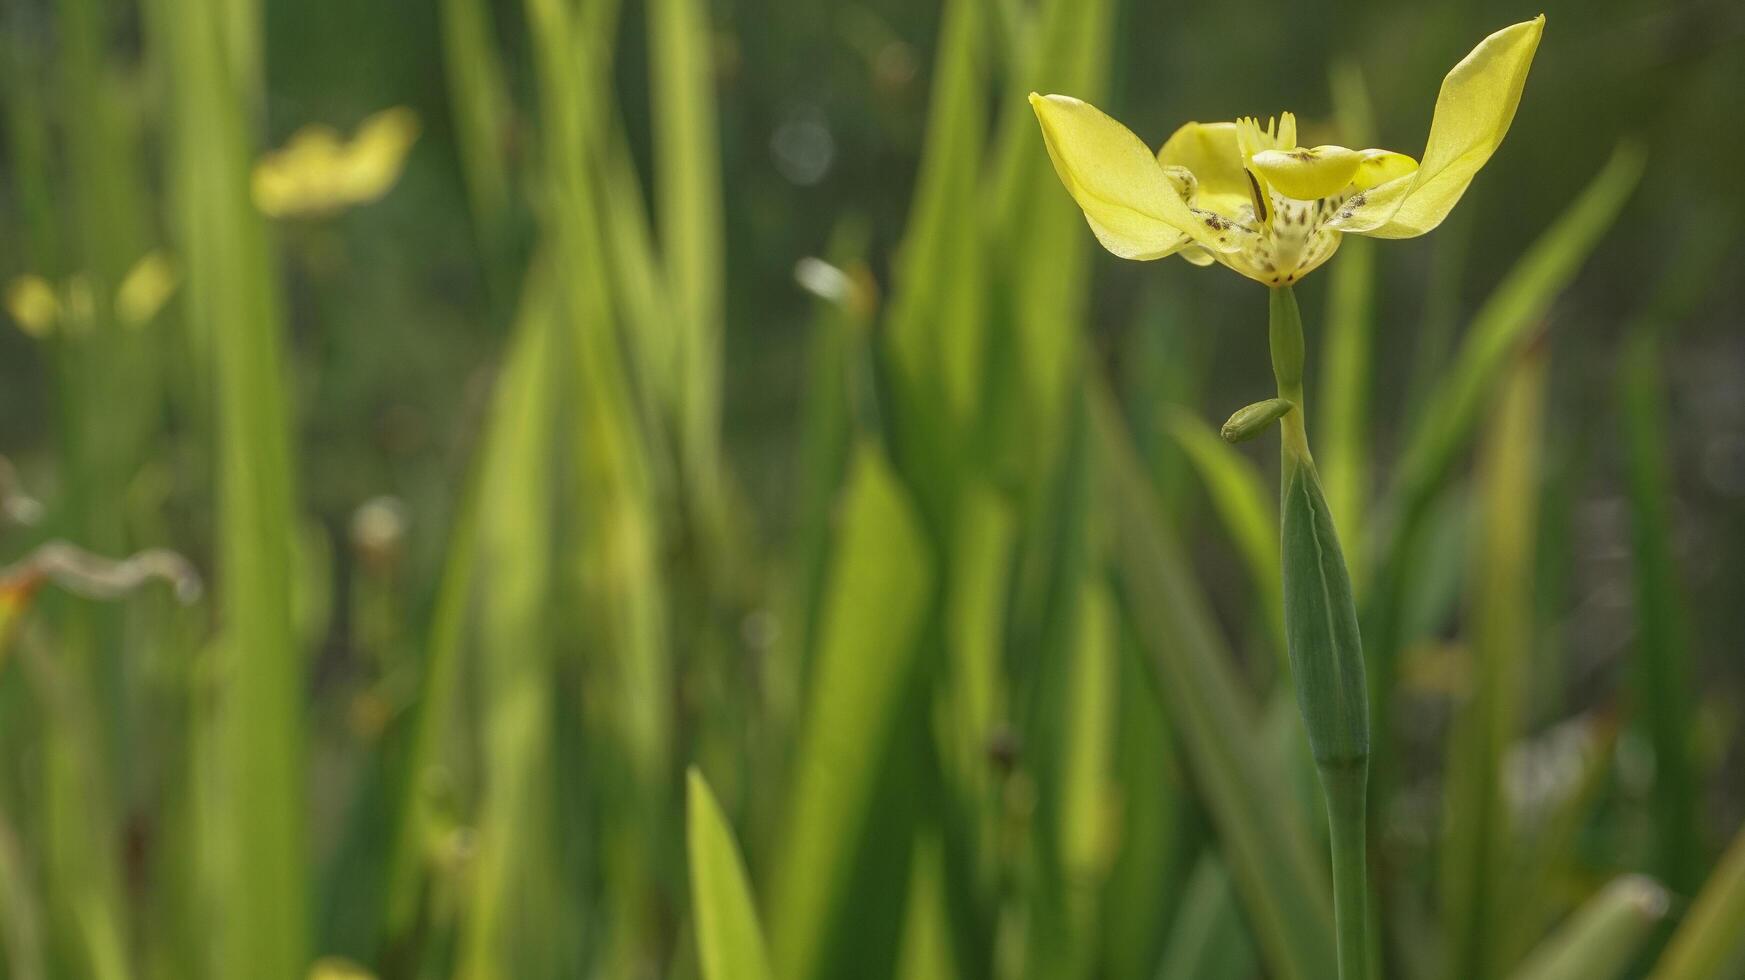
xmin=1220 ymin=398 xmax=1294 ymax=444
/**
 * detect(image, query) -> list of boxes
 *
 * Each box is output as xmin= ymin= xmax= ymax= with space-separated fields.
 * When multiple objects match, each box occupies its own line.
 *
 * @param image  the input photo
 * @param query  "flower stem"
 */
xmin=1270 ymin=285 xmax=1371 ymax=980
xmin=1323 ymin=761 xmax=1370 ymax=980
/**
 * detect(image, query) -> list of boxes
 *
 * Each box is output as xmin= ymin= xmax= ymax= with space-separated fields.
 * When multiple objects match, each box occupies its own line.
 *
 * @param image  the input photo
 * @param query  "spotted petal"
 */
xmin=1250 ymin=145 xmax=1364 ymax=202
xmin=1329 ymin=16 xmax=1544 ymax=238
xmin=1030 ymin=94 xmax=1237 ymax=259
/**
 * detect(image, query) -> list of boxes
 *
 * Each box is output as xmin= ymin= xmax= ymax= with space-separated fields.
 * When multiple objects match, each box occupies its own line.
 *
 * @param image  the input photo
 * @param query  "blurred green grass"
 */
xmin=3 ymin=0 xmax=1745 ymax=978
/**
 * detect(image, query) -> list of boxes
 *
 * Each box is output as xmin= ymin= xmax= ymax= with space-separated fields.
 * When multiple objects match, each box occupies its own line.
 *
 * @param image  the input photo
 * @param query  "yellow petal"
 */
xmin=1333 ymin=16 xmax=1545 ymax=238
xmin=1250 ymin=145 xmax=1364 ymax=201
xmin=1350 ymin=149 xmax=1418 ymax=190
xmin=115 ymin=251 xmax=179 ymax=327
xmin=1031 ymin=94 xmax=1225 ymax=260
xmin=1177 ymin=244 xmax=1217 ymax=267
xmin=1157 ymin=121 xmax=1251 ymax=214
xmin=5 ymin=275 xmax=60 ymax=337
xmin=338 ymin=107 xmax=420 ymax=205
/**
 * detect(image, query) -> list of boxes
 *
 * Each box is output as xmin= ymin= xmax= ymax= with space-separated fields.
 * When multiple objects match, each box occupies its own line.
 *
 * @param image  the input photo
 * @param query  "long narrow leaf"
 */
xmin=147 ymin=0 xmax=306 ymax=971
xmin=1092 ymin=387 xmax=1336 ymax=980
xmin=688 ymin=769 xmax=775 ymax=980
xmin=1510 ymin=876 xmax=1669 ymax=980
xmin=1652 ymin=824 xmax=1745 ymax=980
xmin=770 ymin=445 xmax=934 ymax=980
xmin=1444 ymin=346 xmax=1547 ymax=979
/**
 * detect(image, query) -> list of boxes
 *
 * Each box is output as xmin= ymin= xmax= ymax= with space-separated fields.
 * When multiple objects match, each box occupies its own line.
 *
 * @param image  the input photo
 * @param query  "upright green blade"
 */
xmin=770 ymin=445 xmax=934 ymax=980
xmin=147 ymin=0 xmax=306 ymax=972
xmin=688 ymin=769 xmax=775 ymax=980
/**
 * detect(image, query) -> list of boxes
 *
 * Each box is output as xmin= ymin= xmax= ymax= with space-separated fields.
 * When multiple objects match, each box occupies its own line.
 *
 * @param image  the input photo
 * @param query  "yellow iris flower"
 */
xmin=1030 ymin=16 xmax=1544 ymax=286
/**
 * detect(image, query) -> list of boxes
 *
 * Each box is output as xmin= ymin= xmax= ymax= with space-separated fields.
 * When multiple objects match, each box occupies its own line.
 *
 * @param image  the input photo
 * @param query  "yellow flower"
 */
xmin=252 ymin=107 xmax=421 ymax=218
xmin=1030 ymin=16 xmax=1544 ymax=286
xmin=115 ymin=250 xmax=179 ymax=327
xmin=4 ymin=275 xmax=60 ymax=337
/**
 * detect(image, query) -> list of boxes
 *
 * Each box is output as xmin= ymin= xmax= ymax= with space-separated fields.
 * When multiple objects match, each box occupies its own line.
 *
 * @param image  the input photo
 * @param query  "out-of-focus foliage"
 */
xmin=2 ymin=0 xmax=1743 ymax=979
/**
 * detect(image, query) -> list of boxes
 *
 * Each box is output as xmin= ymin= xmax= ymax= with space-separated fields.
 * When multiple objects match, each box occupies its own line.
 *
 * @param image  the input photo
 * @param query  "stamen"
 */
xmin=1245 ymin=170 xmax=1271 ymax=224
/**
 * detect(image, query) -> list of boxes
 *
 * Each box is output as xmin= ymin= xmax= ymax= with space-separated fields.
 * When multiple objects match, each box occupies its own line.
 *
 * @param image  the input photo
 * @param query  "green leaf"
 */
xmin=457 ymin=267 xmax=561 ymax=979
xmin=1509 ymin=876 xmax=1669 ymax=980
xmin=1621 ymin=330 xmax=1701 ymax=895
xmin=1388 ymin=144 xmax=1644 ymax=517
xmin=688 ymin=769 xmax=775 ymax=980
xmin=1444 ymin=347 xmax=1546 ymax=980
xmin=1162 ymin=408 xmax=1283 ymax=653
xmin=1652 ymin=824 xmax=1745 ymax=980
xmin=770 ymin=444 xmax=934 ymax=980
xmin=1156 ymin=856 xmax=1260 ymax=980
xmin=1092 ymin=387 xmax=1336 ymax=980
xmin=894 ymin=835 xmax=958 ymax=980
xmin=146 ymin=0 xmax=307 ymax=970
xmin=1364 ymin=144 xmax=1644 ymax=814
xmin=886 ymin=0 xmax=987 ymax=429
xmin=1320 ymin=65 xmax=1378 ymax=576
xmin=1280 ymin=454 xmax=1368 ymax=772
xmin=651 ymin=0 xmax=726 ymax=507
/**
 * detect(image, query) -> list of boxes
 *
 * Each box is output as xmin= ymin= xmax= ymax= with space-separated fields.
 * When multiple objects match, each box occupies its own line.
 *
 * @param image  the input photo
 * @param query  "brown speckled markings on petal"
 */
xmin=1213 ymin=186 xmax=1356 ymax=286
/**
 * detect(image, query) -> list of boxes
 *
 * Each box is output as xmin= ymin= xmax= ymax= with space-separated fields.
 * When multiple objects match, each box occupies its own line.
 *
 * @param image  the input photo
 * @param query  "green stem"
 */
xmin=1270 ymin=285 xmax=1370 ymax=980
xmin=1323 ymin=762 xmax=1370 ymax=980
xmin=1270 ymin=286 xmax=1310 ymax=460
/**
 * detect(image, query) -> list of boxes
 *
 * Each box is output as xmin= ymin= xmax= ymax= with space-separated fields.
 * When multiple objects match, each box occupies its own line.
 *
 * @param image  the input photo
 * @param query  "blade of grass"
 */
xmin=1099 ymin=632 xmax=1193 ymax=980
xmin=1155 ymin=855 xmax=1260 ymax=980
xmin=1620 ymin=330 xmax=1701 ymax=896
xmin=985 ymin=0 xmax=1112 ymax=482
xmin=16 ymin=629 xmax=128 ymax=980
xmin=885 ymin=0 xmax=986 ymax=432
xmin=650 ymin=0 xmax=727 ymax=520
xmin=1060 ymin=581 xmax=1118 ymax=971
xmin=526 ymin=0 xmax=673 ymax=968
xmin=1319 ymin=63 xmax=1378 ymax=577
xmin=942 ymin=480 xmax=1015 ymax=894
xmin=456 ymin=272 xmax=559 ymax=979
xmin=1444 ymin=344 xmax=1547 ymax=980
xmin=1509 ymin=875 xmax=1669 ymax=980
xmin=0 ymin=803 xmax=46 ymax=980
xmin=147 ymin=0 xmax=307 ymax=971
xmin=688 ymin=768 xmax=776 ymax=980
xmin=1091 ymin=385 xmax=1336 ymax=980
xmin=1364 ymin=145 xmax=1644 ymax=818
xmin=381 ymin=264 xmax=553 ymax=947
xmin=438 ymin=0 xmax=515 ymax=291
xmin=769 ymin=444 xmax=934 ymax=980
xmin=1495 ymin=713 xmax=1620 ymax=968
xmin=1651 ymin=823 xmax=1745 ymax=980
xmin=894 ymin=834 xmax=959 ymax=980
xmin=1160 ymin=408 xmax=1284 ymax=654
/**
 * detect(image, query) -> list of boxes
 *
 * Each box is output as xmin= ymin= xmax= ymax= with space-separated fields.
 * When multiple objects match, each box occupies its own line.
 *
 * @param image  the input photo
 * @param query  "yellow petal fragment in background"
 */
xmin=1250 ymin=145 xmax=1364 ymax=201
xmin=1332 ymin=15 xmax=1545 ymax=238
xmin=115 ymin=251 xmax=179 ymax=328
xmin=1030 ymin=94 xmax=1228 ymax=260
xmin=5 ymin=275 xmax=60 ymax=337
xmin=252 ymin=108 xmax=419 ymax=218
xmin=338 ymin=107 xmax=421 ymax=206
xmin=1157 ymin=120 xmax=1251 ymax=215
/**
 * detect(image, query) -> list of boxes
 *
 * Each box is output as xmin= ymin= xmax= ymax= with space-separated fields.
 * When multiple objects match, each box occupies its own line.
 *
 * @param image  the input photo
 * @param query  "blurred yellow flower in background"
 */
xmin=1031 ymin=16 xmax=1544 ymax=286
xmin=252 ymin=107 xmax=421 ymax=218
xmin=4 ymin=275 xmax=60 ymax=338
xmin=5 ymin=250 xmax=178 ymax=337
xmin=114 ymin=250 xmax=180 ymax=327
